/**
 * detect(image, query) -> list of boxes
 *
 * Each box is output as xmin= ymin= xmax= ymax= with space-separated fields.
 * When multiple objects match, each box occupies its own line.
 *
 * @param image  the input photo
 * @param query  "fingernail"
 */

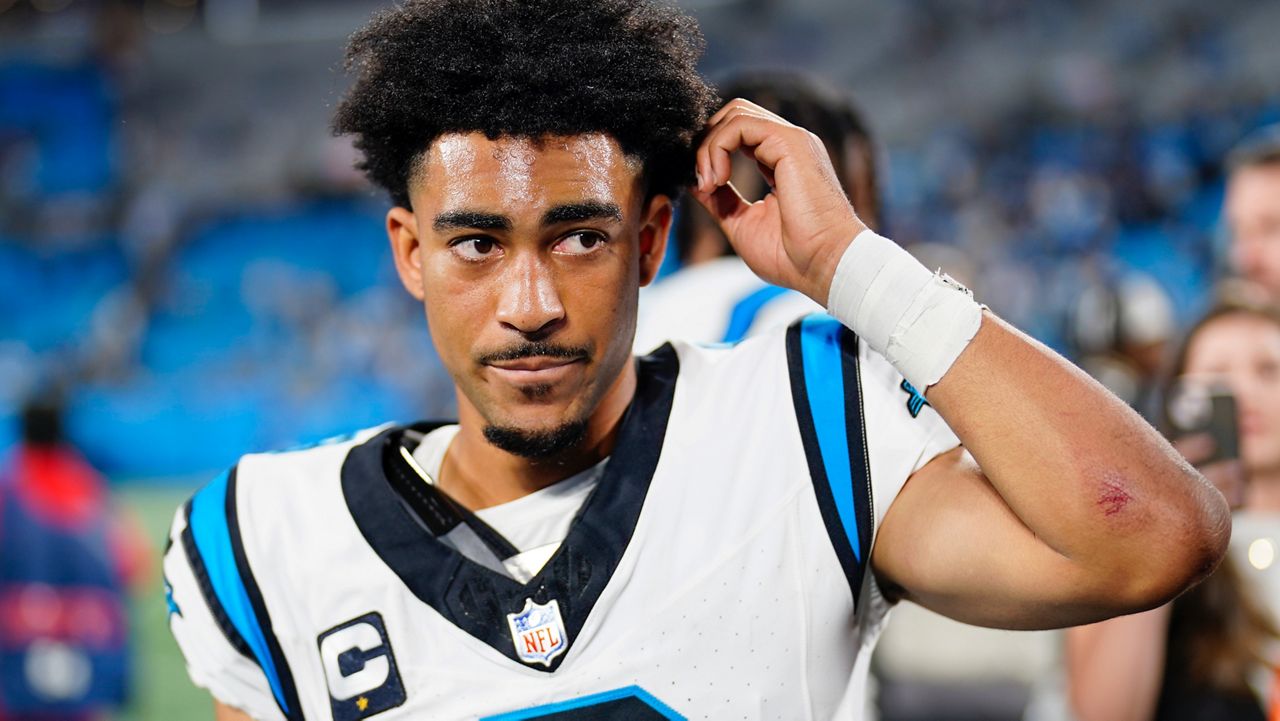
xmin=695 ymin=170 xmax=704 ymax=191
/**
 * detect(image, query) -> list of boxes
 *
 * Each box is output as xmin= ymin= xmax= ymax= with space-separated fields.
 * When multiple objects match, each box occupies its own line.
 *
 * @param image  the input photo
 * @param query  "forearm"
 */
xmin=927 ymin=312 xmax=1227 ymax=606
xmin=1066 ymin=606 xmax=1172 ymax=721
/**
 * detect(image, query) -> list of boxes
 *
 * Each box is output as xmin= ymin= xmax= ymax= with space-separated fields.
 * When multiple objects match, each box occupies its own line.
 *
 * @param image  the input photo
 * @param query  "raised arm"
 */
xmin=690 ymin=99 xmax=1230 ymax=629
xmin=869 ymin=313 xmax=1226 ymax=627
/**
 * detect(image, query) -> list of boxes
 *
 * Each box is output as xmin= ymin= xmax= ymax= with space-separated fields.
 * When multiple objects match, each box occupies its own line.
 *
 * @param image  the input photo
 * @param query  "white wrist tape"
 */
xmin=826 ymin=229 xmax=983 ymax=390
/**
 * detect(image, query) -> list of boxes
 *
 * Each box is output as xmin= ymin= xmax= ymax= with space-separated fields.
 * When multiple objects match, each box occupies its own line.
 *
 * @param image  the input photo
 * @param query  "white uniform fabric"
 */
xmin=163 ymin=317 xmax=959 ymax=721
xmin=634 ymin=257 xmax=821 ymax=354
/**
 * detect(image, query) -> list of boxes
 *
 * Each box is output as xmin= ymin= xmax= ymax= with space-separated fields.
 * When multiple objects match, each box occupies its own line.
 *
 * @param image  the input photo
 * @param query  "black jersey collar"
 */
xmin=341 ymin=345 xmax=678 ymax=673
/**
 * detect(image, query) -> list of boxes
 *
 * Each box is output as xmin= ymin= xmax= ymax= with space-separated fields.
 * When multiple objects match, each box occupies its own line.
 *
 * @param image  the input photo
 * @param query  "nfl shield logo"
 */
xmin=506 ymin=598 xmax=568 ymax=667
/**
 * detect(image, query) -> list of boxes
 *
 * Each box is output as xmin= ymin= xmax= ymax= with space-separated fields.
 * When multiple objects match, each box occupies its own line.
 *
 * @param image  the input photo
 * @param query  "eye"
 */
xmin=1257 ymin=359 xmax=1280 ymax=382
xmin=553 ymin=231 xmax=607 ymax=256
xmin=450 ymin=237 xmax=500 ymax=261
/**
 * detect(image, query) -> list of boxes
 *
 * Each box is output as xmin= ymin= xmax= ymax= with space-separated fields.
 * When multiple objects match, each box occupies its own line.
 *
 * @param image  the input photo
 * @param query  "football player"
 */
xmin=163 ymin=1 xmax=1230 ymax=719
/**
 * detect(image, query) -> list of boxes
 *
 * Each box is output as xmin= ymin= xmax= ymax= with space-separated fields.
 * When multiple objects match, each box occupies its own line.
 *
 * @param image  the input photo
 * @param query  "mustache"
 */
xmin=476 ymin=341 xmax=591 ymax=365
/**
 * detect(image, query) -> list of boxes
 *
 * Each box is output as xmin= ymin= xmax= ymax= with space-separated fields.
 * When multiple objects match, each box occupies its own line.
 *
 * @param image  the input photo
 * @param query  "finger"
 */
xmin=709 ymin=97 xmax=788 ymax=127
xmin=740 ymin=146 xmax=777 ymax=190
xmin=701 ymin=114 xmax=797 ymax=189
xmin=696 ymin=107 xmax=778 ymax=191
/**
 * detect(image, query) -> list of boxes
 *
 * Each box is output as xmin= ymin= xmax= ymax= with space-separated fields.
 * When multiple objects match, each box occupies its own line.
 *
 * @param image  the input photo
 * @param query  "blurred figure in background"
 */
xmin=1068 ymin=272 xmax=1176 ymax=418
xmin=1227 ymin=126 xmax=1280 ymax=301
xmin=633 ymin=69 xmax=880 ymax=352
xmin=0 ymin=398 xmax=147 ymax=721
xmin=1065 ymin=298 xmax=1280 ymax=721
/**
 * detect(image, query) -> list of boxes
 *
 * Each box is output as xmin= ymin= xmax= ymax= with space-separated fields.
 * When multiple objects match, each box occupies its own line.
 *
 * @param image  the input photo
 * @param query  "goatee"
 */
xmin=483 ymin=418 xmax=589 ymax=459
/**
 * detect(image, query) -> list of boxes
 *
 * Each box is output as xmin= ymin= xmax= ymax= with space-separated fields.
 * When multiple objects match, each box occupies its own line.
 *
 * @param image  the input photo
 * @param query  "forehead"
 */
xmin=1228 ymin=165 xmax=1280 ymax=208
xmin=412 ymin=133 xmax=643 ymax=215
xmin=1187 ymin=314 xmax=1280 ymax=365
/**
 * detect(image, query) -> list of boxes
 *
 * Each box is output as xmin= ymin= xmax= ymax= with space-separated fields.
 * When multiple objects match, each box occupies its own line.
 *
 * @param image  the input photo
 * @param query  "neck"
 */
xmin=1246 ymin=468 xmax=1280 ymax=514
xmin=439 ymin=361 xmax=637 ymax=510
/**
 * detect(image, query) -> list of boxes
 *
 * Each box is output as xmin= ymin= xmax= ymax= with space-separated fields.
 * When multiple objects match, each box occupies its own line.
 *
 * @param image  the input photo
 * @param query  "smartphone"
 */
xmin=1167 ymin=381 xmax=1240 ymax=465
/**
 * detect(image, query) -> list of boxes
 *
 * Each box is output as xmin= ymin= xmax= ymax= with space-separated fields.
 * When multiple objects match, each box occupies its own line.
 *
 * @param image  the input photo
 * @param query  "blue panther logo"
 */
xmin=900 ymin=379 xmax=929 ymax=418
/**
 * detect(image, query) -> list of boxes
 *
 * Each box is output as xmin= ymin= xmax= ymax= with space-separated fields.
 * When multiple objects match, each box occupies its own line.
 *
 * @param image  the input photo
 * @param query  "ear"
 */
xmin=387 ymin=206 xmax=425 ymax=302
xmin=637 ymin=194 xmax=673 ymax=288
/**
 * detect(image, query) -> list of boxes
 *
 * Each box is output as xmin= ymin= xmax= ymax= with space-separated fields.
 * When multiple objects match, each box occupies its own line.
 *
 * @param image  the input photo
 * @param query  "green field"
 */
xmin=117 ymin=484 xmax=212 ymax=721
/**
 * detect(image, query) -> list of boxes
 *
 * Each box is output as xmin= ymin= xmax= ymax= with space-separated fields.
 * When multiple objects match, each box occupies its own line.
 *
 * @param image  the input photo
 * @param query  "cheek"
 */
xmin=1257 ymin=382 xmax=1280 ymax=423
xmin=421 ymin=262 xmax=491 ymax=362
xmin=581 ymin=257 xmax=638 ymax=329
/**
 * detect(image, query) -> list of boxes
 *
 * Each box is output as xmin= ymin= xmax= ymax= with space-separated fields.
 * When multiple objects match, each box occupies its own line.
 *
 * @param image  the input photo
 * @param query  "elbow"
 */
xmin=1108 ymin=465 xmax=1231 ymax=613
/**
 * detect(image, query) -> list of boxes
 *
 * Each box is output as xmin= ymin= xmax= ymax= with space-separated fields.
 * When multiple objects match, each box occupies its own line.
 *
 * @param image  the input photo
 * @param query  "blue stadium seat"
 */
xmin=0 ymin=61 xmax=117 ymax=196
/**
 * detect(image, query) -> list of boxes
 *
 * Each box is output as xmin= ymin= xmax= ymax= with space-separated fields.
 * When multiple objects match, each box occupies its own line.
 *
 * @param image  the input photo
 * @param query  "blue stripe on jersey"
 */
xmin=482 ymin=685 xmax=685 ymax=720
xmin=721 ymin=284 xmax=791 ymax=344
xmin=187 ymin=470 xmax=290 ymax=714
xmin=798 ymin=315 xmax=862 ymax=562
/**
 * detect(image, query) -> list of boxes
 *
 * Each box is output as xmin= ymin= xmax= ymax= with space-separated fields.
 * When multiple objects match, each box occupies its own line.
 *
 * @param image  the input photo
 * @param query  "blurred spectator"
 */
xmin=1068 ymin=272 xmax=1176 ymax=416
xmin=1226 ymin=125 xmax=1280 ymax=300
xmin=1063 ymin=298 xmax=1280 ymax=721
xmin=634 ymin=69 xmax=878 ymax=352
xmin=0 ymin=397 xmax=148 ymax=721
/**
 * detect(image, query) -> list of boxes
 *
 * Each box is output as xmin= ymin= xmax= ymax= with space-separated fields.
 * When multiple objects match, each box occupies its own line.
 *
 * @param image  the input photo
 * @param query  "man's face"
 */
xmin=1227 ymin=163 xmax=1280 ymax=297
xmin=388 ymin=133 xmax=670 ymax=456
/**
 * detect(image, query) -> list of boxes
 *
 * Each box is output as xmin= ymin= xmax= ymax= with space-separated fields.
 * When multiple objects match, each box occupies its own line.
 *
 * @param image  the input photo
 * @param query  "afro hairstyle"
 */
xmin=333 ymin=0 xmax=720 ymax=208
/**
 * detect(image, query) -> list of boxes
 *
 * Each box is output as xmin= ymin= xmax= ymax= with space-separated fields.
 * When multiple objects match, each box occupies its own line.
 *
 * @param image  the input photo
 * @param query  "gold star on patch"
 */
xmin=356 ymin=696 xmax=369 ymax=712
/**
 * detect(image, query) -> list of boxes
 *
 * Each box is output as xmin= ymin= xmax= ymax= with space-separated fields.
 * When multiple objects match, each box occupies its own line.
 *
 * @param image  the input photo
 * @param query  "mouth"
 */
xmin=485 ymin=356 xmax=585 ymax=385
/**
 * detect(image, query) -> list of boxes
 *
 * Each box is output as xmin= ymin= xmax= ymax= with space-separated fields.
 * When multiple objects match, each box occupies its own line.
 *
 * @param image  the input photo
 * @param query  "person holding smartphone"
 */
xmin=1065 ymin=296 xmax=1280 ymax=721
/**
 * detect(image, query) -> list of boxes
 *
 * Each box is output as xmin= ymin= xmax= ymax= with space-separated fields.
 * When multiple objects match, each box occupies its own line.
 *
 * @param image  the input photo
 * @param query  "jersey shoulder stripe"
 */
xmin=721 ymin=283 xmax=791 ymax=343
xmin=785 ymin=314 xmax=874 ymax=604
xmin=184 ymin=466 xmax=304 ymax=719
xmin=180 ymin=495 xmax=252 ymax=660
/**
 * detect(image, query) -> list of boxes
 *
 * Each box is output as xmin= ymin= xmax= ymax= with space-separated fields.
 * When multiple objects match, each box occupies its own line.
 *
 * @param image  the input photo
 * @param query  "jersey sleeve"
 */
xmin=162 ymin=468 xmax=287 ymax=721
xmin=783 ymin=314 xmax=961 ymax=600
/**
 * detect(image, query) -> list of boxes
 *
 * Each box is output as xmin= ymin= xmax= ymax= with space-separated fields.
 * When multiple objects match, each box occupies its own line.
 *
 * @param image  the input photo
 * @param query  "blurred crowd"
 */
xmin=1 ymin=0 xmax=1280 ymax=719
xmin=3 ymin=0 xmax=1280 ymax=480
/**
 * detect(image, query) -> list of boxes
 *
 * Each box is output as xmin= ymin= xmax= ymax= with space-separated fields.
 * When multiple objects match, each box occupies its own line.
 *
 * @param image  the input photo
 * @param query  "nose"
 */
xmin=494 ymin=253 xmax=566 ymax=337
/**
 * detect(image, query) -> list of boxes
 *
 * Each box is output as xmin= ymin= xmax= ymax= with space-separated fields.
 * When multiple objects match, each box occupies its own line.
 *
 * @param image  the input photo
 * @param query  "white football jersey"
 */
xmin=634 ymin=257 xmax=822 ymax=353
xmin=163 ymin=316 xmax=959 ymax=721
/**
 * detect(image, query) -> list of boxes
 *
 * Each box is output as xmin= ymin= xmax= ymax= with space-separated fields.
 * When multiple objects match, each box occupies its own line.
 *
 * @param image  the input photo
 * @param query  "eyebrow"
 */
xmin=433 ymin=210 xmax=512 ymax=232
xmin=541 ymin=201 xmax=623 ymax=226
xmin=431 ymin=201 xmax=623 ymax=233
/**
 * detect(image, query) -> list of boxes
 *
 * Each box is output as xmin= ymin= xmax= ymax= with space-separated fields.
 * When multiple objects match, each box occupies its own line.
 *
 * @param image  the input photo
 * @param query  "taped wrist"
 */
xmin=826 ymin=229 xmax=983 ymax=391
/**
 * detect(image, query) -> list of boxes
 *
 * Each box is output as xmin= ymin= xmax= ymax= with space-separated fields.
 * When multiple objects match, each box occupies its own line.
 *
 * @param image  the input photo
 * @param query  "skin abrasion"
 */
xmin=1097 ymin=477 xmax=1134 ymax=518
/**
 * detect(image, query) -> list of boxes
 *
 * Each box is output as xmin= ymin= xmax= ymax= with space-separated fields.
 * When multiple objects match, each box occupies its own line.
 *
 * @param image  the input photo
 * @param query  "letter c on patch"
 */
xmin=320 ymin=622 xmax=389 ymax=700
xmin=316 ymin=612 xmax=406 ymax=719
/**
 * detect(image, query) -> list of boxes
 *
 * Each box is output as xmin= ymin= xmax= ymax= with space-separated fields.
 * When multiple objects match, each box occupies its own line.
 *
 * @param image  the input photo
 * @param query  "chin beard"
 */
xmin=483 ymin=418 xmax=589 ymax=459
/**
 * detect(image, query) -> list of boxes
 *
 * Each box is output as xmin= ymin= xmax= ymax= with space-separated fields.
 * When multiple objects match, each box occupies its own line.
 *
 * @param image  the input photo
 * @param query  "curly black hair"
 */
xmin=333 ymin=0 xmax=719 ymax=208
